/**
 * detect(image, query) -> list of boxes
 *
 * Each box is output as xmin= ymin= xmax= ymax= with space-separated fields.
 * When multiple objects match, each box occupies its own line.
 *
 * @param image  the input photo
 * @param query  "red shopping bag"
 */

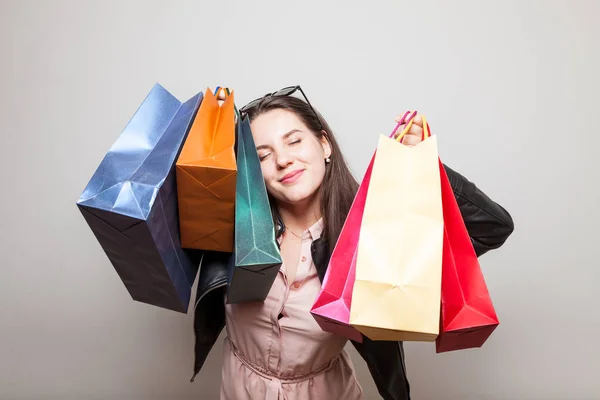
xmin=310 ymin=120 xmax=413 ymax=343
xmin=310 ymin=157 xmax=373 ymax=343
xmin=431 ymin=116 xmax=499 ymax=353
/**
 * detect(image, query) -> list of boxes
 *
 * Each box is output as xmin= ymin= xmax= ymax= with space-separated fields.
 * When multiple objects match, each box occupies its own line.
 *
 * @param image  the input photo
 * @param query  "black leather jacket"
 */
xmin=190 ymin=164 xmax=514 ymax=400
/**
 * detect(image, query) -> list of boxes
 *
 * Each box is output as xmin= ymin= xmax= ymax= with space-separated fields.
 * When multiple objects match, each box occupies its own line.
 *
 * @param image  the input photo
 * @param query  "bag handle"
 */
xmin=214 ymin=86 xmax=225 ymax=97
xmin=392 ymin=110 xmax=417 ymax=142
xmin=422 ymin=115 xmax=431 ymax=138
xmin=213 ymin=86 xmax=232 ymax=102
xmin=214 ymin=86 xmax=240 ymax=121
xmin=393 ymin=111 xmax=431 ymax=143
xmin=223 ymin=87 xmax=241 ymax=120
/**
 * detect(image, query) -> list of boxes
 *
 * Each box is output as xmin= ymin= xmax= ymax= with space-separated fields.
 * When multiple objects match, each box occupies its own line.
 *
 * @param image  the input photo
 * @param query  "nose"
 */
xmin=275 ymin=150 xmax=293 ymax=170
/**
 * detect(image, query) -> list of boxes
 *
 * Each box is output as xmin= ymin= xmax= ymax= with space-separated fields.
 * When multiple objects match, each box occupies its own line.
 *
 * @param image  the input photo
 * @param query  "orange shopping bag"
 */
xmin=176 ymin=88 xmax=237 ymax=252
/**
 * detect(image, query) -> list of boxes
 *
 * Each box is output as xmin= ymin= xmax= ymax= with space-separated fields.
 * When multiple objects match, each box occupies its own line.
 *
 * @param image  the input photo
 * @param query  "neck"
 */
xmin=278 ymin=194 xmax=322 ymax=235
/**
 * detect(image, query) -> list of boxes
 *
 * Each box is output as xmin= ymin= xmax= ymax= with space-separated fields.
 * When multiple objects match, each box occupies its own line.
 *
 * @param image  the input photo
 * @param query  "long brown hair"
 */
xmin=245 ymin=95 xmax=359 ymax=254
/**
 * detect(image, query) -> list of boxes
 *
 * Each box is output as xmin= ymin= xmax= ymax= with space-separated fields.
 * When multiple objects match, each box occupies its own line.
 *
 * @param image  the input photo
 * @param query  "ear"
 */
xmin=320 ymin=130 xmax=332 ymax=159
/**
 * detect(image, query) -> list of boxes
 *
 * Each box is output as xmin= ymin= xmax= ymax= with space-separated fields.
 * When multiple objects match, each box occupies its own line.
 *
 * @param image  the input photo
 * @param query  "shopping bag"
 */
xmin=349 ymin=113 xmax=444 ymax=341
xmin=176 ymin=87 xmax=237 ymax=252
xmin=76 ymin=83 xmax=203 ymax=313
xmin=435 ymin=125 xmax=499 ymax=351
xmin=310 ymin=156 xmax=373 ymax=342
xmin=310 ymin=126 xmax=402 ymax=342
xmin=227 ymin=115 xmax=282 ymax=304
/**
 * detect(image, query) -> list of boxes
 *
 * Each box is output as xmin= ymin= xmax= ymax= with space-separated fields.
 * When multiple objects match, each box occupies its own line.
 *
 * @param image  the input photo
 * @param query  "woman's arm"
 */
xmin=394 ymin=112 xmax=514 ymax=256
xmin=444 ymin=164 xmax=514 ymax=257
xmin=190 ymin=251 xmax=230 ymax=383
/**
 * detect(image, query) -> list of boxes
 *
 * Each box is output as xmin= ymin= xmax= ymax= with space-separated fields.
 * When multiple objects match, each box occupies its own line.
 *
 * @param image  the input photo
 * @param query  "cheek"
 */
xmin=306 ymin=145 xmax=326 ymax=171
xmin=259 ymin=162 xmax=277 ymax=190
xmin=302 ymin=147 xmax=327 ymax=184
xmin=311 ymin=160 xmax=327 ymax=183
xmin=297 ymin=141 xmax=323 ymax=164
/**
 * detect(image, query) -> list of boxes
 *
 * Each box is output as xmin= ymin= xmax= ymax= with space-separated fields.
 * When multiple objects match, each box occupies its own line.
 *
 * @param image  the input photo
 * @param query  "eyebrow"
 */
xmin=256 ymin=129 xmax=301 ymax=151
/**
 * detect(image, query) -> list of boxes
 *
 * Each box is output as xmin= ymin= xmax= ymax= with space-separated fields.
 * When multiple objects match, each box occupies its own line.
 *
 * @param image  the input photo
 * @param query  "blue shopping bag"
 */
xmin=77 ymin=83 xmax=203 ymax=313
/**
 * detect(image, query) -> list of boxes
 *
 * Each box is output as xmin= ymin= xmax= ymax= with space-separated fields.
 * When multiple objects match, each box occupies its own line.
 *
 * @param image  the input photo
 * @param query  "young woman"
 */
xmin=190 ymin=86 xmax=514 ymax=400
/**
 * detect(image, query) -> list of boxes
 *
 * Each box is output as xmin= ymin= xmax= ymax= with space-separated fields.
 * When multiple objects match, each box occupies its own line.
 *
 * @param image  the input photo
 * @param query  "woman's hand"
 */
xmin=215 ymin=87 xmax=227 ymax=106
xmin=393 ymin=111 xmax=425 ymax=146
xmin=214 ymin=87 xmax=238 ymax=122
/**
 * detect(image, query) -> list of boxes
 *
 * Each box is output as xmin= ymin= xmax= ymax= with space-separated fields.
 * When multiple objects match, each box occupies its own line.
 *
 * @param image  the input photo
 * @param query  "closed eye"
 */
xmin=258 ymin=152 xmax=271 ymax=161
xmin=289 ymin=139 xmax=301 ymax=145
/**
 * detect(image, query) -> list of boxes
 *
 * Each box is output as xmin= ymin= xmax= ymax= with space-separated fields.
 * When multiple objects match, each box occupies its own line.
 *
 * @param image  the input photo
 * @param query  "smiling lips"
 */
xmin=280 ymin=169 xmax=305 ymax=184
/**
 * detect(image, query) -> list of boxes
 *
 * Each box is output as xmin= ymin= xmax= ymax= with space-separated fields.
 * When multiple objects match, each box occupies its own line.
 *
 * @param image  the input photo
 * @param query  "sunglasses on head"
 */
xmin=239 ymin=85 xmax=324 ymax=130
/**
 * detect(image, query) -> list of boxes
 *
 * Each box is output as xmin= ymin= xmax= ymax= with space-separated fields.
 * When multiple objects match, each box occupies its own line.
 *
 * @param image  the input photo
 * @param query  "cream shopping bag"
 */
xmin=349 ymin=113 xmax=444 ymax=341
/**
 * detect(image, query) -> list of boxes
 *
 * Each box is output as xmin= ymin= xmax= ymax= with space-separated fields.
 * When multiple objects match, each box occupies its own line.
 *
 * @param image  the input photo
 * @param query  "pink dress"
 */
xmin=220 ymin=219 xmax=364 ymax=400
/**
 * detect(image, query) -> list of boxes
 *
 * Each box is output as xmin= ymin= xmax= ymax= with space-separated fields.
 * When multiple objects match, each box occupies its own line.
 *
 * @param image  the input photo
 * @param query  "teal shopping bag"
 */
xmin=227 ymin=115 xmax=282 ymax=304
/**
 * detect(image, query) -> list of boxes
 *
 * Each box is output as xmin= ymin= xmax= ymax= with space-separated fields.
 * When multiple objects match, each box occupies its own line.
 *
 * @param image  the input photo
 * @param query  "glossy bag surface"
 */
xmin=436 ymin=158 xmax=499 ymax=352
xmin=77 ymin=83 xmax=203 ymax=313
xmin=227 ymin=116 xmax=282 ymax=304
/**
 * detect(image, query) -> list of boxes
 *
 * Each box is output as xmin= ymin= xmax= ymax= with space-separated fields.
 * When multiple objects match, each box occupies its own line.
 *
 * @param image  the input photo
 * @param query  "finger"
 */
xmin=392 ymin=120 xmax=411 ymax=139
xmin=411 ymin=114 xmax=423 ymax=128
xmin=392 ymin=123 xmax=403 ymax=138
xmin=215 ymin=87 xmax=228 ymax=106
xmin=407 ymin=123 xmax=423 ymax=139
xmin=393 ymin=112 xmax=418 ymax=139
xmin=216 ymin=90 xmax=227 ymax=101
xmin=394 ymin=110 xmax=412 ymax=123
xmin=401 ymin=133 xmax=421 ymax=146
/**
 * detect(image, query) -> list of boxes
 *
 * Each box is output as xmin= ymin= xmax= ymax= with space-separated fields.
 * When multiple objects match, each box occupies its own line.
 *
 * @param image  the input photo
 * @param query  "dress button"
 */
xmin=293 ymin=282 xmax=301 ymax=289
xmin=301 ymin=256 xmax=307 ymax=262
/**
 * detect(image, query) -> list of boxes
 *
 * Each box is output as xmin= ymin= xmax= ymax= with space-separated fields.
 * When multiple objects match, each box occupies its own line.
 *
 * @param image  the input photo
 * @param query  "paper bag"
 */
xmin=76 ymin=83 xmax=203 ymax=313
xmin=227 ymin=116 xmax=282 ymax=303
xmin=176 ymin=88 xmax=237 ymax=252
xmin=436 ymin=135 xmax=499 ymax=352
xmin=349 ymin=115 xmax=444 ymax=341
xmin=310 ymin=156 xmax=374 ymax=342
xmin=310 ymin=125 xmax=404 ymax=342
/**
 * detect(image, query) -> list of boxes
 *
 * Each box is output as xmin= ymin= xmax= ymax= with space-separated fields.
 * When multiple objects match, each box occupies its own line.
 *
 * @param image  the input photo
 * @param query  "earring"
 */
xmin=325 ymin=157 xmax=331 ymax=163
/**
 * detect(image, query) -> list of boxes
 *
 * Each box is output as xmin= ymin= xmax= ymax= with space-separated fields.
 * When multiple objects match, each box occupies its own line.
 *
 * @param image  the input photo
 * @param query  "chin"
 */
xmin=276 ymin=184 xmax=319 ymax=205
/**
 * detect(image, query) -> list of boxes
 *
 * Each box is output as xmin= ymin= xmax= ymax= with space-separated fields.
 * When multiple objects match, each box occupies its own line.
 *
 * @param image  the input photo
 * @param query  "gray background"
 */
xmin=1 ymin=0 xmax=598 ymax=399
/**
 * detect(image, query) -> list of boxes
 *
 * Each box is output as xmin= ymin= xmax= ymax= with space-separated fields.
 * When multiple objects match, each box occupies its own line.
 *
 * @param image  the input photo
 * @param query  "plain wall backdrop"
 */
xmin=1 ymin=0 xmax=598 ymax=399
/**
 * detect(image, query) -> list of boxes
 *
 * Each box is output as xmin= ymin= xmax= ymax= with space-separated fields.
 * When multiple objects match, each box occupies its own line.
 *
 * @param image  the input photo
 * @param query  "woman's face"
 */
xmin=250 ymin=109 xmax=331 ymax=207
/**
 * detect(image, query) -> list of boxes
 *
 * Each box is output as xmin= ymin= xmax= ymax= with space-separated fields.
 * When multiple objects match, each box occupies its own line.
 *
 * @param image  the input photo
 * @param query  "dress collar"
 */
xmin=277 ymin=217 xmax=324 ymax=243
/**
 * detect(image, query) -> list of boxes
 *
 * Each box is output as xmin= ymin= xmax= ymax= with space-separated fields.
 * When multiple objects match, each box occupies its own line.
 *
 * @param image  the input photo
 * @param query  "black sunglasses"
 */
xmin=239 ymin=85 xmax=324 ymax=130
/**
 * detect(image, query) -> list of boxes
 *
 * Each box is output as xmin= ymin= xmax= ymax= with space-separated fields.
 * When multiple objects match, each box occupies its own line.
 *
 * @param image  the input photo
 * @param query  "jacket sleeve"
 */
xmin=189 ymin=251 xmax=230 ymax=383
xmin=190 ymin=286 xmax=226 ymax=382
xmin=443 ymin=164 xmax=514 ymax=257
xmin=350 ymin=338 xmax=411 ymax=400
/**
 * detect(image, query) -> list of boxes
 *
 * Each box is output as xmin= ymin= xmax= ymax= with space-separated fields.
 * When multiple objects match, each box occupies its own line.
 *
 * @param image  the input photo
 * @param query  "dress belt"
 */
xmin=227 ymin=337 xmax=340 ymax=400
